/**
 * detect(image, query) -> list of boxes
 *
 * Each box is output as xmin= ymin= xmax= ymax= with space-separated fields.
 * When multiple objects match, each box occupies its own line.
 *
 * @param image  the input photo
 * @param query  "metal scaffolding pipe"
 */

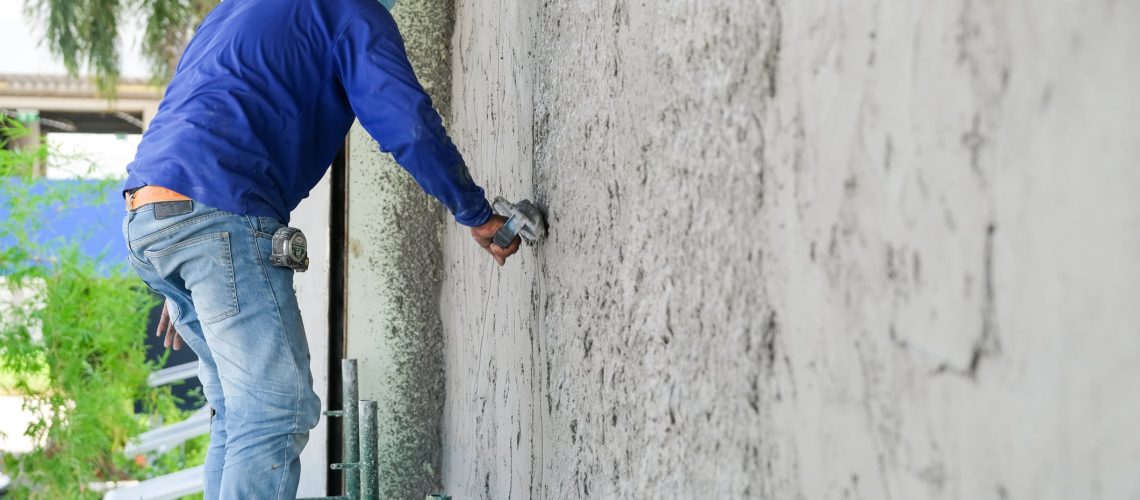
xmin=359 ymin=400 xmax=379 ymax=500
xmin=342 ymin=359 xmax=360 ymax=496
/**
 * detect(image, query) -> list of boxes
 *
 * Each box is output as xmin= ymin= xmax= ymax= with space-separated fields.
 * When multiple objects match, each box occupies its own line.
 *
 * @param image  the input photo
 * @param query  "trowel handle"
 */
xmin=492 ymin=197 xmax=514 ymax=215
xmin=489 ymin=196 xmax=546 ymax=247
xmin=492 ymin=216 xmax=522 ymax=248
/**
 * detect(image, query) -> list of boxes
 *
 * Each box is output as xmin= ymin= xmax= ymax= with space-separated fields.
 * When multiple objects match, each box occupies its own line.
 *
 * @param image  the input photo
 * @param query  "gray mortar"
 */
xmin=343 ymin=0 xmax=455 ymax=497
xmin=437 ymin=1 xmax=1140 ymax=499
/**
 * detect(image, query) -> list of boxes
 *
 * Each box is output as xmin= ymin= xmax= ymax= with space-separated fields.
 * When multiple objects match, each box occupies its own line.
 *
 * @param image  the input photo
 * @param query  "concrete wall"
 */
xmin=439 ymin=1 xmax=1140 ymax=499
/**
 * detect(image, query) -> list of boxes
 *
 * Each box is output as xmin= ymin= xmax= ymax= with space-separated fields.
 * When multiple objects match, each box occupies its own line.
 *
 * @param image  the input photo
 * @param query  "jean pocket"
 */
xmin=144 ymin=232 xmax=240 ymax=324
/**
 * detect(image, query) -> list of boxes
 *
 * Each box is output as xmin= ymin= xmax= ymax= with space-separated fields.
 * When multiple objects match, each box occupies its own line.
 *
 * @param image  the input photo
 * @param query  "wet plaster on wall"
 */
xmin=438 ymin=0 xmax=539 ymax=498
xmin=344 ymin=0 xmax=455 ymax=497
xmin=440 ymin=1 xmax=1140 ymax=499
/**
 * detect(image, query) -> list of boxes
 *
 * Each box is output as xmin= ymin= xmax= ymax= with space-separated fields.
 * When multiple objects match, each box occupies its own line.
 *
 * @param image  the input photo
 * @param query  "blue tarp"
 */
xmin=1 ymin=179 xmax=203 ymax=406
xmin=0 ymin=178 xmax=127 ymax=275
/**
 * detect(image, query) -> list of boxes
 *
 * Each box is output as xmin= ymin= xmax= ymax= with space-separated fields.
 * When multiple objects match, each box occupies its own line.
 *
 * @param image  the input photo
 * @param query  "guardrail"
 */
xmin=104 ymin=362 xmax=206 ymax=500
xmin=122 ymin=408 xmax=210 ymax=457
xmin=102 ymin=466 xmax=204 ymax=500
xmin=146 ymin=361 xmax=198 ymax=387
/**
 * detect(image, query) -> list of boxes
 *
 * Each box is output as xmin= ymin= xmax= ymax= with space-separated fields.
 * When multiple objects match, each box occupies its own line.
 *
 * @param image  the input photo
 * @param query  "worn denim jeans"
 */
xmin=123 ymin=200 xmax=321 ymax=499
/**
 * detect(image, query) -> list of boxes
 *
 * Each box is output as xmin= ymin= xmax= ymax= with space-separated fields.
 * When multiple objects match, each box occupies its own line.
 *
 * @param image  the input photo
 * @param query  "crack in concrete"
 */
xmin=933 ymin=222 xmax=1001 ymax=380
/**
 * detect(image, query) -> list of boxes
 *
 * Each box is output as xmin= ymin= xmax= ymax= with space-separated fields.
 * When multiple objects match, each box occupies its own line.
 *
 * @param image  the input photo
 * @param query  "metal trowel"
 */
xmin=491 ymin=197 xmax=547 ymax=248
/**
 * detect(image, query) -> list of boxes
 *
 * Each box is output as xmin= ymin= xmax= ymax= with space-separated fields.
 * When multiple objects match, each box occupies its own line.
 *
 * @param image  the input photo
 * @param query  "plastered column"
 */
xmin=344 ymin=0 xmax=456 ymax=497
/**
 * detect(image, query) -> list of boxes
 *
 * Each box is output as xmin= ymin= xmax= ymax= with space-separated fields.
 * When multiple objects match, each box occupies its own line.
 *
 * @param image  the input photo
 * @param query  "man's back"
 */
xmin=126 ymin=0 xmax=491 ymax=226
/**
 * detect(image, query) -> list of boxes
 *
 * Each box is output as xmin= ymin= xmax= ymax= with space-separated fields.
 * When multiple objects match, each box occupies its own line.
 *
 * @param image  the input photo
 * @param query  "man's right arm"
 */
xmin=332 ymin=4 xmax=492 ymax=228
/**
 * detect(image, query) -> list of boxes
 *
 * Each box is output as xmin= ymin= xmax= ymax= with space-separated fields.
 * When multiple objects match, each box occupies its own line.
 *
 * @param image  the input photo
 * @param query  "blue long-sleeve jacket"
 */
xmin=124 ymin=0 xmax=491 ymax=226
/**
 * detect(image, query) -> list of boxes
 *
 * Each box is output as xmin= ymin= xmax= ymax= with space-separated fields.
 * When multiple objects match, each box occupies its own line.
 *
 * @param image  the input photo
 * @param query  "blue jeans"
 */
xmin=123 ymin=200 xmax=321 ymax=499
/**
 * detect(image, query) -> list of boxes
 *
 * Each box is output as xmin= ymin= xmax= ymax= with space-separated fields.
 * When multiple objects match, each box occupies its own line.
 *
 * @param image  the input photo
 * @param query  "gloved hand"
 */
xmin=471 ymin=215 xmax=521 ymax=266
xmin=157 ymin=299 xmax=184 ymax=350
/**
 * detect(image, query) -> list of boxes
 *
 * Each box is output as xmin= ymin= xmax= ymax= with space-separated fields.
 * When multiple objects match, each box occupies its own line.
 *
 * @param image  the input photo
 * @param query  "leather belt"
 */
xmin=125 ymin=186 xmax=192 ymax=211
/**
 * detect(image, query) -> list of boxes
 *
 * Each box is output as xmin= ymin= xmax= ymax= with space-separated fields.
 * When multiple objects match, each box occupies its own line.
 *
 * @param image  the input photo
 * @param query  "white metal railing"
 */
xmin=146 ymin=361 xmax=199 ymax=388
xmin=105 ymin=361 xmax=207 ymax=500
xmin=122 ymin=407 xmax=211 ymax=457
xmin=102 ymin=465 xmax=205 ymax=500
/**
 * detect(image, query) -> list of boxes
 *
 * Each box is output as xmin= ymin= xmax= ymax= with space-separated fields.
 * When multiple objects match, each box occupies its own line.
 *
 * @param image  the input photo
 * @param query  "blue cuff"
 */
xmin=454 ymin=200 xmax=493 ymax=227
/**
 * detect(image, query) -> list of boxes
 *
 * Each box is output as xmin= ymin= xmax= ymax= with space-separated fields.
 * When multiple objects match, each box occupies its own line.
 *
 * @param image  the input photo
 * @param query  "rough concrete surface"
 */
xmin=437 ymin=1 xmax=1140 ymax=499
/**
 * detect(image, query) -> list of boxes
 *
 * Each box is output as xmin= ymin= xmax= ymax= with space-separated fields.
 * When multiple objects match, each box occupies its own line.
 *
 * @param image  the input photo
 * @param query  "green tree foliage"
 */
xmin=24 ymin=0 xmax=219 ymax=94
xmin=0 ymin=118 xmax=204 ymax=498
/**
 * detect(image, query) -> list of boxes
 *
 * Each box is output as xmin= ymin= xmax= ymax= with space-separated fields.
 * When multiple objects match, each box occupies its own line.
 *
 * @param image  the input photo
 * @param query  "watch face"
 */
xmin=379 ymin=0 xmax=395 ymax=10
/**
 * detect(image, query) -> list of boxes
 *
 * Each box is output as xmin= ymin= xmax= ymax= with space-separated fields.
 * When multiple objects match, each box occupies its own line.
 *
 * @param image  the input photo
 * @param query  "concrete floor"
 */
xmin=435 ymin=1 xmax=1140 ymax=499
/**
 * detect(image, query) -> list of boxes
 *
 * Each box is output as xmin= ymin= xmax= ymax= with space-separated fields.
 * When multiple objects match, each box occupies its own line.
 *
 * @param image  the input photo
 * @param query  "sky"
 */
xmin=47 ymin=133 xmax=143 ymax=179
xmin=1 ymin=0 xmax=150 ymax=180
xmin=0 ymin=0 xmax=151 ymax=77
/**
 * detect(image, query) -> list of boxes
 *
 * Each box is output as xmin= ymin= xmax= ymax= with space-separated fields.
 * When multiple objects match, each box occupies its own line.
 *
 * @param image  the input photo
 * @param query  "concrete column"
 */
xmin=141 ymin=104 xmax=159 ymax=130
xmin=12 ymin=109 xmax=43 ymax=176
xmin=344 ymin=0 xmax=455 ymax=497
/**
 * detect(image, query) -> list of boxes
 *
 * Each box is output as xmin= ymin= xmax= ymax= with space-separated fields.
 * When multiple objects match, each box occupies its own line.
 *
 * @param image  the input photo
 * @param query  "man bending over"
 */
xmin=121 ymin=0 xmax=518 ymax=497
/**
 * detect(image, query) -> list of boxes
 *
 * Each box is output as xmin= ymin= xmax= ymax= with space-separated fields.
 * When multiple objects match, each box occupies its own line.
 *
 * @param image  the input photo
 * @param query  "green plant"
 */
xmin=0 ymin=118 xmax=200 ymax=498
